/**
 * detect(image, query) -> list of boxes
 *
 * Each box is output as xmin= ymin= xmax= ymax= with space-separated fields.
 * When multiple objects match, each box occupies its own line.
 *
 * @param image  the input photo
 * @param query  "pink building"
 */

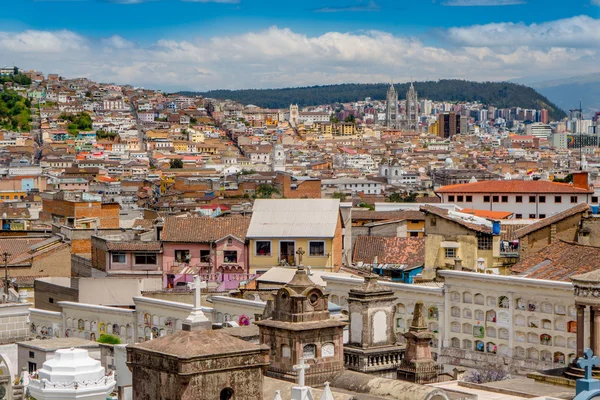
xmin=160 ymin=216 xmax=253 ymax=290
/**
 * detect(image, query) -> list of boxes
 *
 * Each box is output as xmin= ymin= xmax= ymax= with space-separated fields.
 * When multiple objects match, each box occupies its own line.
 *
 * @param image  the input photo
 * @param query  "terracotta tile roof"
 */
xmin=352 ymin=210 xmax=424 ymax=222
xmin=415 ymin=196 xmax=441 ymax=204
xmin=513 ymin=203 xmax=590 ymax=239
xmin=420 ymin=205 xmax=492 ymax=234
xmin=436 ymin=180 xmax=593 ymax=194
xmin=352 ymin=236 xmax=425 ymax=268
xmin=461 ymin=209 xmax=514 ymax=220
xmin=500 ymin=223 xmax=530 ymax=241
xmin=0 ymin=238 xmax=47 ymax=264
xmin=106 ymin=241 xmax=161 ymax=252
xmin=511 ymin=240 xmax=600 ymax=281
xmin=161 ymin=216 xmax=251 ymax=243
xmin=131 ymin=219 xmax=154 ymax=231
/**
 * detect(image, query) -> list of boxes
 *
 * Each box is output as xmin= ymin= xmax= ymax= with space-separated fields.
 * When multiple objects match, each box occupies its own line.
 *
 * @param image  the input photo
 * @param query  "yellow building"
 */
xmin=0 ymin=191 xmax=27 ymax=202
xmin=334 ymin=123 xmax=355 ymax=136
xmin=428 ymin=120 xmax=439 ymax=135
xmin=172 ymin=141 xmax=188 ymax=153
xmin=246 ymin=199 xmax=345 ymax=273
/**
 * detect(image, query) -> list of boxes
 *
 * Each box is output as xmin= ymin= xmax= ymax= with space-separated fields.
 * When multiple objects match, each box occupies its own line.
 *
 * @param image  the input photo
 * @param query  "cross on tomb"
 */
xmin=296 ymin=248 xmax=305 ymax=265
xmin=293 ymin=358 xmax=310 ymax=387
xmin=193 ymin=274 xmax=202 ymax=309
xmin=578 ymin=348 xmax=600 ymax=380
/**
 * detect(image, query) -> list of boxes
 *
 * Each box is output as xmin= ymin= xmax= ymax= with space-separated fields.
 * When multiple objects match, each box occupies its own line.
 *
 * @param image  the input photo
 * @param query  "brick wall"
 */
xmin=34 ymin=279 xmax=78 ymax=312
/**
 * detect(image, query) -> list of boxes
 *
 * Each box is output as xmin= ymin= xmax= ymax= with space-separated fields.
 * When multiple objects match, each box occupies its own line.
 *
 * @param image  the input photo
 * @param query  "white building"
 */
xmin=436 ymin=174 xmax=593 ymax=219
xmin=27 ymin=348 xmax=116 ymax=400
xmin=321 ymin=178 xmax=382 ymax=195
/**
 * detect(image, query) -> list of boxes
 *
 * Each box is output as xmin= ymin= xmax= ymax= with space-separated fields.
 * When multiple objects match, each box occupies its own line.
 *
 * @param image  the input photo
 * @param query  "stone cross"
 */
xmin=293 ymin=358 xmax=310 ymax=387
xmin=578 ymin=348 xmax=600 ymax=380
xmin=193 ymin=274 xmax=201 ymax=309
xmin=296 ymin=248 xmax=305 ymax=265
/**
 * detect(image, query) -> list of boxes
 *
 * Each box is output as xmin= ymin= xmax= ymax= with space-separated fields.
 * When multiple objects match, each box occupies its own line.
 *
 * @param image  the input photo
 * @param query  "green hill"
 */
xmin=181 ymin=80 xmax=566 ymax=120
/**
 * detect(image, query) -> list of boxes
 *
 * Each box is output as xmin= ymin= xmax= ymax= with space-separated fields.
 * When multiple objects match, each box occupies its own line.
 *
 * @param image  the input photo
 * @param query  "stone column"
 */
xmin=592 ymin=307 xmax=596 ymax=356
xmin=593 ymin=307 xmax=600 ymax=356
xmin=577 ymin=304 xmax=585 ymax=359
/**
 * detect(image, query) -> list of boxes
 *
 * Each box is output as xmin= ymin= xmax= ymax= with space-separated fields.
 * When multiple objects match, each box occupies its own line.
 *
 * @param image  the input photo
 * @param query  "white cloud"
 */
xmin=592 ymin=0 xmax=600 ymax=5
xmin=443 ymin=0 xmax=525 ymax=5
xmin=1 ymin=17 xmax=599 ymax=90
xmin=446 ymin=15 xmax=600 ymax=48
xmin=101 ymin=35 xmax=135 ymax=49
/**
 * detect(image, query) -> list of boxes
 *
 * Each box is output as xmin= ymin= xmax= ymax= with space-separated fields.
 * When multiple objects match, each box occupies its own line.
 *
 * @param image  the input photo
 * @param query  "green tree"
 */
xmin=330 ymin=115 xmax=340 ymax=123
xmin=553 ymin=173 xmax=573 ymax=183
xmin=344 ymin=114 xmax=356 ymax=124
xmin=170 ymin=159 xmax=184 ymax=169
xmin=388 ymin=192 xmax=417 ymax=203
xmin=359 ymin=202 xmax=375 ymax=210
xmin=256 ymin=184 xmax=280 ymax=198
xmin=331 ymin=192 xmax=347 ymax=201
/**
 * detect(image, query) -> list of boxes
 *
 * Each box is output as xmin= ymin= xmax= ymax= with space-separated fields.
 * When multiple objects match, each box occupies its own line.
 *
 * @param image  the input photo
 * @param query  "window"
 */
xmin=571 ymin=196 xmax=578 ymax=203
xmin=309 ymin=241 xmax=326 ymax=257
xmin=174 ymin=250 xmax=190 ymax=263
xmin=516 ymin=195 xmax=523 ymax=203
xmin=484 ymin=195 xmax=490 ymax=203
xmin=28 ymin=362 xmax=36 ymax=374
xmin=448 ymin=195 xmax=455 ymax=202
xmin=49 ymin=298 xmax=54 ymax=304
xmin=555 ymin=196 xmax=562 ymax=203
xmin=529 ymin=214 xmax=536 ymax=218
xmin=477 ymin=234 xmax=493 ymax=250
xmin=223 ymin=250 xmax=238 ymax=263
xmin=529 ymin=196 xmax=536 ymax=203
xmin=539 ymin=214 xmax=546 ymax=219
xmin=445 ymin=248 xmax=456 ymax=258
xmin=200 ymin=250 xmax=211 ymax=262
xmin=593 ymin=196 xmax=598 ymax=203
xmin=516 ymin=214 xmax=522 ymax=219
xmin=220 ymin=388 xmax=234 ymax=400
xmin=501 ymin=196 xmax=508 ymax=203
xmin=466 ymin=195 xmax=473 ymax=202
xmin=111 ymin=253 xmax=126 ymax=263
xmin=410 ymin=232 xmax=419 ymax=237
xmin=303 ymin=344 xmax=316 ymax=359
xmin=29 ymin=351 xmax=34 ymax=358
xmin=539 ymin=196 xmax=546 ymax=203
xmin=492 ymin=195 xmax=499 ymax=203
xmin=255 ymin=241 xmax=271 ymax=256
xmin=457 ymin=195 xmax=464 ymax=202
xmin=431 ymin=217 xmax=436 ymax=226
xmin=134 ymin=253 xmax=157 ymax=265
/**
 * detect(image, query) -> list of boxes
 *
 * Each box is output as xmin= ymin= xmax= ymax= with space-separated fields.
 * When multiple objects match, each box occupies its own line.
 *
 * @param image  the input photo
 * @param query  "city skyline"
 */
xmin=1 ymin=0 xmax=599 ymax=90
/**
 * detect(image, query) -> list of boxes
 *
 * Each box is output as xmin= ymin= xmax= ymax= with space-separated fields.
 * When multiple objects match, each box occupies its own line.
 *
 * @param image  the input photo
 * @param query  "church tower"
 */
xmin=385 ymin=83 xmax=398 ymax=128
xmin=406 ymin=81 xmax=419 ymax=130
xmin=272 ymin=142 xmax=286 ymax=172
xmin=289 ymin=104 xmax=299 ymax=125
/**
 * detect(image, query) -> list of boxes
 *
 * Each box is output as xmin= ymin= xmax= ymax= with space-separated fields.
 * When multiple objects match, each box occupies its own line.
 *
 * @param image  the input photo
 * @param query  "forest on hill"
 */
xmin=182 ymin=80 xmax=566 ymax=120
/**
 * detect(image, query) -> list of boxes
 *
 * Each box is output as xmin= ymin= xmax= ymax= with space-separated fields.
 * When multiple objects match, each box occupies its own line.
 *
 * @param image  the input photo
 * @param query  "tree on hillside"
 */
xmin=344 ymin=114 xmax=356 ymax=124
xmin=256 ymin=184 xmax=280 ymax=198
xmin=170 ymin=159 xmax=183 ymax=169
xmin=331 ymin=192 xmax=347 ymax=201
xmin=388 ymin=192 xmax=417 ymax=203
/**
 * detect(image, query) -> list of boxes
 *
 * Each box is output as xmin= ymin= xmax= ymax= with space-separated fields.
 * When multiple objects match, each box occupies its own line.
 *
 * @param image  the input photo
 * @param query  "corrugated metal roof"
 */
xmin=247 ymin=199 xmax=340 ymax=238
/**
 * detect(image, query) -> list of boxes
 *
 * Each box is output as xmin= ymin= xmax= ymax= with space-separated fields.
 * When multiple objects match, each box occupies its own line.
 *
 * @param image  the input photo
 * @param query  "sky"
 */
xmin=0 ymin=0 xmax=599 ymax=91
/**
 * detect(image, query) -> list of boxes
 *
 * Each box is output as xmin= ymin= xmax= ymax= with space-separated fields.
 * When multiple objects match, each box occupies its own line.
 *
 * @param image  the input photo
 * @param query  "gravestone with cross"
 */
xmin=291 ymin=358 xmax=313 ymax=400
xmin=575 ymin=348 xmax=600 ymax=400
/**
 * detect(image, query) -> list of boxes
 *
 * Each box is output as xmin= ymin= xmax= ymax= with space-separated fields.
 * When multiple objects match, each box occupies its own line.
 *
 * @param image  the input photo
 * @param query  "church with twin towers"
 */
xmin=385 ymin=80 xmax=419 ymax=131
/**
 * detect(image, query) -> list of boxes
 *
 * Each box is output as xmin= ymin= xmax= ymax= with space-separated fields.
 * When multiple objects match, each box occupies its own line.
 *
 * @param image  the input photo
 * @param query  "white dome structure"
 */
xmin=27 ymin=348 xmax=115 ymax=400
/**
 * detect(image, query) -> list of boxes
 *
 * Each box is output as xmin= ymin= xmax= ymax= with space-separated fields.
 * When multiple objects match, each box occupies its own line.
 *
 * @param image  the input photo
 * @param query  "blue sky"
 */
xmin=1 ymin=0 xmax=599 ymax=90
